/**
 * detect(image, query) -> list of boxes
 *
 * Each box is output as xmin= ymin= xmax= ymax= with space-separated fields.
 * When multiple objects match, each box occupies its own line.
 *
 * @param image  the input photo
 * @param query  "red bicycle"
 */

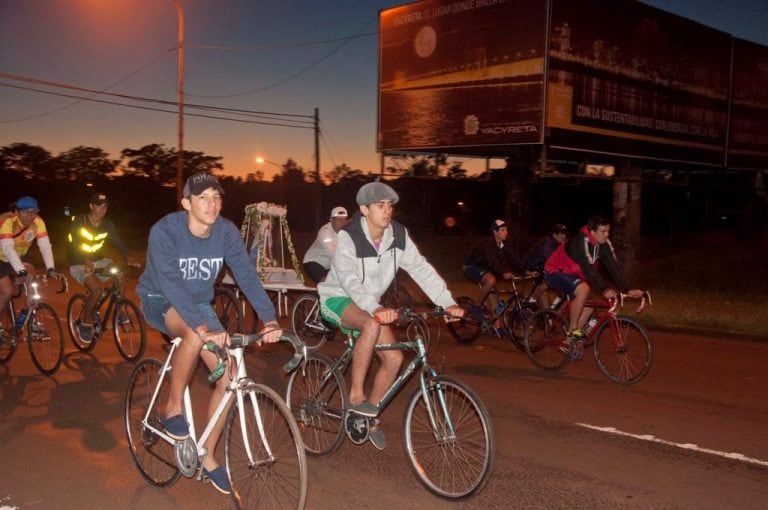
xmin=523 ymin=292 xmax=653 ymax=384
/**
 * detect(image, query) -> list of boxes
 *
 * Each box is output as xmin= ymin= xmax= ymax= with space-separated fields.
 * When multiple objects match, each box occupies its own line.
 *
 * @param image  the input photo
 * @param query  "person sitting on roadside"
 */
xmin=137 ymin=172 xmax=281 ymax=496
xmin=463 ymin=219 xmax=526 ymax=314
xmin=302 ymin=206 xmax=349 ymax=284
xmin=67 ymin=193 xmax=138 ymax=342
xmin=0 ymin=196 xmax=62 ymax=336
xmin=318 ymin=181 xmax=463 ymax=451
xmin=543 ymin=214 xmax=643 ymax=348
xmin=522 ymin=223 xmax=569 ymax=309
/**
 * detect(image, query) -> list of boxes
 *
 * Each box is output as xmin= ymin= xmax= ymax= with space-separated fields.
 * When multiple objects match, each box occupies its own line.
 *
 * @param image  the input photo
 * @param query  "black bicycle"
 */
xmin=66 ymin=264 xmax=146 ymax=361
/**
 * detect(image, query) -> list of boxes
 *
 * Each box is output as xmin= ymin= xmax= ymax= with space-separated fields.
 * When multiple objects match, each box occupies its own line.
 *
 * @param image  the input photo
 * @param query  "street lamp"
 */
xmin=173 ymin=0 xmax=185 ymax=205
xmin=255 ymin=156 xmax=284 ymax=202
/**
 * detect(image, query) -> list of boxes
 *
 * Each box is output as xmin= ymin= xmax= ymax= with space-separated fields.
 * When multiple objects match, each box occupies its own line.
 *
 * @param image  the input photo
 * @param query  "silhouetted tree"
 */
xmin=54 ymin=145 xmax=118 ymax=181
xmin=0 ymin=143 xmax=54 ymax=180
xmin=121 ymin=144 xmax=223 ymax=185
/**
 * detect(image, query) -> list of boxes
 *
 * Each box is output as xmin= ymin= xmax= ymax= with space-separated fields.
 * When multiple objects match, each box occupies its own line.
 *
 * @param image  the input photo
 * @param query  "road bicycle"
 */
xmin=448 ymin=274 xmax=539 ymax=350
xmin=286 ymin=308 xmax=494 ymax=500
xmin=66 ymin=264 xmax=146 ymax=361
xmin=290 ymin=288 xmax=430 ymax=354
xmin=524 ymin=292 xmax=653 ymax=384
xmin=0 ymin=273 xmax=67 ymax=375
xmin=124 ymin=331 xmax=309 ymax=509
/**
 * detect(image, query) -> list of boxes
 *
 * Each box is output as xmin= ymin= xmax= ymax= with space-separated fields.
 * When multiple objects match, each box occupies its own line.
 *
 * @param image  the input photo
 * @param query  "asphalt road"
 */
xmin=1 ymin=283 xmax=767 ymax=509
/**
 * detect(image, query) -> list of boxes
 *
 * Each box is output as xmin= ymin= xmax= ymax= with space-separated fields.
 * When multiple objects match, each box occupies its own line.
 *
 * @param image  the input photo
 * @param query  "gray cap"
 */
xmin=355 ymin=181 xmax=399 ymax=206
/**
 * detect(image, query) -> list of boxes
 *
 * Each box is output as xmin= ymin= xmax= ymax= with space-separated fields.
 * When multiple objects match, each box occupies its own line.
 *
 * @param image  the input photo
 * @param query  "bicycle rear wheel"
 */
xmin=113 ymin=298 xmax=146 ymax=361
xmin=524 ymin=309 xmax=569 ymax=370
xmin=224 ymin=381 xmax=307 ymax=510
xmin=404 ymin=375 xmax=494 ymax=499
xmin=290 ymin=293 xmax=333 ymax=351
xmin=213 ymin=286 xmax=245 ymax=336
xmin=504 ymin=303 xmax=537 ymax=351
xmin=447 ymin=296 xmax=483 ymax=343
xmin=124 ymin=359 xmax=180 ymax=487
xmin=594 ymin=316 xmax=653 ymax=384
xmin=285 ymin=352 xmax=348 ymax=456
xmin=27 ymin=303 xmax=63 ymax=375
xmin=66 ymin=293 xmax=97 ymax=352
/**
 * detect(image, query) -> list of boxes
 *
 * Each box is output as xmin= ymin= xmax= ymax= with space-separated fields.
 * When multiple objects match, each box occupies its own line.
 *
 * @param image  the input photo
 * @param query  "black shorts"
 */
xmin=0 ymin=260 xmax=18 ymax=279
xmin=303 ymin=261 xmax=328 ymax=286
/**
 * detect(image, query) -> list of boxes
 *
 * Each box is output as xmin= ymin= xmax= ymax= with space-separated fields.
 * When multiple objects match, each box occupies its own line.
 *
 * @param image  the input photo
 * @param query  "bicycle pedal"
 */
xmin=344 ymin=411 xmax=369 ymax=445
xmin=570 ymin=339 xmax=585 ymax=361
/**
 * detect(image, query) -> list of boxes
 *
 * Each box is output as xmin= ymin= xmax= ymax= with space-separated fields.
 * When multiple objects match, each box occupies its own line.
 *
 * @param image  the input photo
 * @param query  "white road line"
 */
xmin=576 ymin=423 xmax=768 ymax=468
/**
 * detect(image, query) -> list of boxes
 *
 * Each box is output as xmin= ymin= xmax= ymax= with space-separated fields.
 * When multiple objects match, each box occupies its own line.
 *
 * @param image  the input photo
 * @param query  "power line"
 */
xmin=0 ymin=81 xmax=314 ymax=129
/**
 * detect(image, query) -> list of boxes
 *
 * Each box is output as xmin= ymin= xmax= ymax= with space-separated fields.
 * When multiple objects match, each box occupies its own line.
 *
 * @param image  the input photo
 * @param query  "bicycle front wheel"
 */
xmin=594 ymin=316 xmax=653 ymax=384
xmin=290 ymin=293 xmax=332 ymax=351
xmin=504 ymin=303 xmax=537 ymax=351
xmin=27 ymin=303 xmax=64 ymax=375
xmin=113 ymin=298 xmax=146 ymax=361
xmin=0 ymin=307 xmax=17 ymax=364
xmin=225 ymin=381 xmax=307 ymax=510
xmin=124 ymin=358 xmax=180 ymax=487
xmin=213 ymin=286 xmax=244 ymax=336
xmin=447 ymin=296 xmax=482 ymax=344
xmin=524 ymin=309 xmax=569 ymax=370
xmin=66 ymin=293 xmax=97 ymax=352
xmin=285 ymin=352 xmax=348 ymax=456
xmin=404 ymin=375 xmax=494 ymax=499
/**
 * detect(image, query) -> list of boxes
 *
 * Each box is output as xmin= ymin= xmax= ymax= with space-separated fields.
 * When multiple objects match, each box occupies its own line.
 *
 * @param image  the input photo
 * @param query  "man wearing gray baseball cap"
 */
xmin=317 ymin=180 xmax=463 ymax=450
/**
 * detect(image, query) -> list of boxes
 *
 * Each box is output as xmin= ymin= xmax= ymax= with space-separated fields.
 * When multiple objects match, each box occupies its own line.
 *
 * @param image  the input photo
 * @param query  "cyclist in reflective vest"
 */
xmin=67 ymin=193 xmax=136 ymax=342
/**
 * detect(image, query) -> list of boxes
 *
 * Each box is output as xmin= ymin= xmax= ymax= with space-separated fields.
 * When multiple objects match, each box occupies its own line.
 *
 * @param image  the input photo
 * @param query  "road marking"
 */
xmin=576 ymin=423 xmax=768 ymax=468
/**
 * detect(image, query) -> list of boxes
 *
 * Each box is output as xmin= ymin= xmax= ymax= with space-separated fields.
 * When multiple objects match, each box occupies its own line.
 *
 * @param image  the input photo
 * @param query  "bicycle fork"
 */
xmin=419 ymin=369 xmax=457 ymax=442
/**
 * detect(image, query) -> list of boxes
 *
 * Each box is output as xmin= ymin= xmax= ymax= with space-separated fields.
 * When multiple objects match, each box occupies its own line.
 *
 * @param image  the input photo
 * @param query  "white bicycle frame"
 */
xmin=139 ymin=337 xmax=273 ymax=474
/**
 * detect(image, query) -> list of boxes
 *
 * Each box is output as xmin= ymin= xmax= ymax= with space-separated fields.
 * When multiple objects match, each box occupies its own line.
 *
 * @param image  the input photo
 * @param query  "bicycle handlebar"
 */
xmin=609 ymin=291 xmax=652 ymax=314
xmin=204 ymin=330 xmax=307 ymax=382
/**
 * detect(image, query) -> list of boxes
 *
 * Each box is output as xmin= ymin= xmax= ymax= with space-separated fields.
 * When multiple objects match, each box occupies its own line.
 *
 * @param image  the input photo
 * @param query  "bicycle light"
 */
xmin=31 ymin=281 xmax=41 ymax=300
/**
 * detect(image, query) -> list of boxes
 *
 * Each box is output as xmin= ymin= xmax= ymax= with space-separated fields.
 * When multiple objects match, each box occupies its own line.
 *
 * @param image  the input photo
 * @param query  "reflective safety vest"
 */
xmin=68 ymin=215 xmax=109 ymax=255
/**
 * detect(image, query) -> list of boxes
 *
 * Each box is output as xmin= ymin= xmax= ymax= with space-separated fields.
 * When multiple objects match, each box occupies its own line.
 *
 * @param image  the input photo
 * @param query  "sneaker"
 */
xmin=349 ymin=400 xmax=378 ymax=418
xmin=369 ymin=420 xmax=386 ymax=451
xmin=203 ymin=466 xmax=232 ymax=495
xmin=77 ymin=322 xmax=94 ymax=343
xmin=161 ymin=414 xmax=190 ymax=440
xmin=566 ymin=330 xmax=585 ymax=360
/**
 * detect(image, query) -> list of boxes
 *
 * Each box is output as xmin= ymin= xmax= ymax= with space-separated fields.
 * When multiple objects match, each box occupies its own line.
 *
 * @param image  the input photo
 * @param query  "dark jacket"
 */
xmin=522 ymin=235 xmax=559 ymax=273
xmin=465 ymin=237 xmax=524 ymax=277
xmin=544 ymin=226 xmax=629 ymax=293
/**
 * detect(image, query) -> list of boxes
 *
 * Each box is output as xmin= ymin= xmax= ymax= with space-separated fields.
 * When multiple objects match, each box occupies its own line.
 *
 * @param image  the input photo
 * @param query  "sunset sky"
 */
xmin=1 ymin=0 xmax=766 ymax=181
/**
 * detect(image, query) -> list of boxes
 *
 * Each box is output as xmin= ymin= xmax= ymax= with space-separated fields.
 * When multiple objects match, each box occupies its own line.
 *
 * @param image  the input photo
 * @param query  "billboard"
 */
xmin=378 ymin=0 xmax=548 ymax=153
xmin=545 ymin=0 xmax=731 ymax=165
xmin=727 ymin=38 xmax=768 ymax=169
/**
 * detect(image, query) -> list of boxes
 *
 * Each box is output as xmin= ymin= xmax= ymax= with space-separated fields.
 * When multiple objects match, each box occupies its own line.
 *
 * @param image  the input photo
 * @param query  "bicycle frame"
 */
xmin=314 ymin=333 xmax=458 ymax=439
xmin=139 ymin=337 xmax=271 ymax=471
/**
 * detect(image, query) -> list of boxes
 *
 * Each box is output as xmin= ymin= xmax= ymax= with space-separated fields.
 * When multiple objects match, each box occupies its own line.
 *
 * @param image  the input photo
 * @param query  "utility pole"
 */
xmin=314 ymin=108 xmax=321 ymax=230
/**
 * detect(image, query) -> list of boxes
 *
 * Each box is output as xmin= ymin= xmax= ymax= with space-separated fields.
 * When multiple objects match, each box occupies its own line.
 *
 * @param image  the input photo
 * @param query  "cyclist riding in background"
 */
xmin=318 ymin=181 xmax=463 ymax=451
xmin=463 ymin=219 xmax=526 ymax=313
xmin=522 ymin=223 xmax=569 ymax=308
xmin=67 ymin=193 xmax=138 ymax=342
xmin=302 ymin=206 xmax=349 ymax=284
xmin=544 ymin=214 xmax=643 ymax=347
xmin=0 ymin=196 xmax=62 ymax=336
